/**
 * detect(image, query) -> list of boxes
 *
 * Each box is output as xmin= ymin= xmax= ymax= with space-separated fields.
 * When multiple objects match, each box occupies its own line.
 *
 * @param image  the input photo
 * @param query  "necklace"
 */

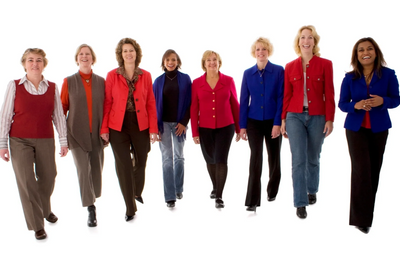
xmin=166 ymin=75 xmax=177 ymax=81
xmin=85 ymin=79 xmax=90 ymax=83
xmin=258 ymin=69 xmax=265 ymax=77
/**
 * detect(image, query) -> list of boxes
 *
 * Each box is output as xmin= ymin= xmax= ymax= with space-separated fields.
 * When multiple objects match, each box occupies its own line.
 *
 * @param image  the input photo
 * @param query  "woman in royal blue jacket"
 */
xmin=153 ymin=49 xmax=191 ymax=208
xmin=339 ymin=37 xmax=400 ymax=234
xmin=239 ymin=37 xmax=284 ymax=212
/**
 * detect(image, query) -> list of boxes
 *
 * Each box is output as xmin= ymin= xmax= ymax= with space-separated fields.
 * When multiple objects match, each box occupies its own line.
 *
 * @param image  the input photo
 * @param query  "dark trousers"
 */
xmin=245 ymin=118 xmax=282 ymax=206
xmin=110 ymin=112 xmax=150 ymax=216
xmin=199 ymin=124 xmax=234 ymax=198
xmin=346 ymin=128 xmax=388 ymax=227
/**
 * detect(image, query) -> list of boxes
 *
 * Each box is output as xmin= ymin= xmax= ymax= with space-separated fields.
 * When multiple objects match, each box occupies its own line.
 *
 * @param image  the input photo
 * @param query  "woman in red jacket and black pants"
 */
xmin=281 ymin=26 xmax=335 ymax=219
xmin=100 ymin=38 xmax=158 ymax=221
xmin=191 ymin=50 xmax=240 ymax=209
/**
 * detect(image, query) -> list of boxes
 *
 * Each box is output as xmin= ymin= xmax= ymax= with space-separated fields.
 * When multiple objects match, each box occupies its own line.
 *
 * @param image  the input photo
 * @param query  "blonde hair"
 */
xmin=293 ymin=25 xmax=321 ymax=57
xmin=201 ymin=50 xmax=222 ymax=72
xmin=251 ymin=37 xmax=274 ymax=58
xmin=21 ymin=48 xmax=48 ymax=72
xmin=75 ymin=44 xmax=97 ymax=66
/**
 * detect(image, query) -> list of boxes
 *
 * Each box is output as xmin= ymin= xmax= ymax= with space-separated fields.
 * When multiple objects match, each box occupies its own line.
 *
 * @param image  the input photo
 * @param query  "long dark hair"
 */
xmin=350 ymin=37 xmax=386 ymax=79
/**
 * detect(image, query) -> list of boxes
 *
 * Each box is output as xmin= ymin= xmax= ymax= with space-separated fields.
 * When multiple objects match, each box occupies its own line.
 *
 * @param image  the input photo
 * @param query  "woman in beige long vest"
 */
xmin=60 ymin=44 xmax=105 ymax=227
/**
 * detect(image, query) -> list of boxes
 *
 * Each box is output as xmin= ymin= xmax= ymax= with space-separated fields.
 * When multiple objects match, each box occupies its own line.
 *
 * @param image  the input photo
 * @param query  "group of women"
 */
xmin=0 ymin=25 xmax=398 ymax=240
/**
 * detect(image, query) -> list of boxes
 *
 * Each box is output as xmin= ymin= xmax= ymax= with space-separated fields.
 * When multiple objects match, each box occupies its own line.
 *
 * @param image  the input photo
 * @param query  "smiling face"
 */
xmin=298 ymin=29 xmax=315 ymax=55
xmin=24 ymin=53 xmax=44 ymax=76
xmin=122 ymin=43 xmax=136 ymax=66
xmin=255 ymin=42 xmax=269 ymax=63
xmin=164 ymin=53 xmax=178 ymax=71
xmin=77 ymin=47 xmax=93 ymax=69
xmin=357 ymin=41 xmax=376 ymax=68
xmin=204 ymin=53 xmax=219 ymax=72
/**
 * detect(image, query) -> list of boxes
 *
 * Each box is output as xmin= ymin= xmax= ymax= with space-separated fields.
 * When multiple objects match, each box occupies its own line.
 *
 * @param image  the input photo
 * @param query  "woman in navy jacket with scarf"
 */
xmin=339 ymin=37 xmax=399 ymax=234
xmin=153 ymin=49 xmax=191 ymax=208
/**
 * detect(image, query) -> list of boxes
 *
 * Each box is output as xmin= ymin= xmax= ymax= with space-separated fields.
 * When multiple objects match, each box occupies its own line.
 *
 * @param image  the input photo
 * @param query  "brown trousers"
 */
xmin=10 ymin=138 xmax=57 ymax=231
xmin=70 ymin=134 xmax=104 ymax=207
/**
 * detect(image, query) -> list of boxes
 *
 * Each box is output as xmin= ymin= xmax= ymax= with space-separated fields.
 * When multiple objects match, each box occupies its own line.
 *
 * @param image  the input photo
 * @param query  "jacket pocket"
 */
xmin=289 ymin=74 xmax=302 ymax=84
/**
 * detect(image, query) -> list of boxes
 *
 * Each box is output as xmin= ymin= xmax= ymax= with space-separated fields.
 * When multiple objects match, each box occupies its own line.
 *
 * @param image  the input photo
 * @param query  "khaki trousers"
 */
xmin=10 ymin=138 xmax=57 ymax=231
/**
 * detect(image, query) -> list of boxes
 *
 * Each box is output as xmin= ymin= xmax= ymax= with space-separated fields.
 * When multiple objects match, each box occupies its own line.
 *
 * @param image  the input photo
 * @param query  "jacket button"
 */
xmin=135 ymin=98 xmax=138 ymax=101
xmin=137 ymin=110 xmax=140 ymax=113
xmin=308 ymin=101 xmax=311 ymax=104
xmin=294 ymin=78 xmax=296 ymax=80
xmin=261 ymin=106 xmax=263 ymax=109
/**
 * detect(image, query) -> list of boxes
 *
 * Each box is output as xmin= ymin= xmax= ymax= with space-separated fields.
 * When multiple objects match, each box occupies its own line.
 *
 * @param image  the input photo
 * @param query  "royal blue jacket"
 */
xmin=239 ymin=61 xmax=284 ymax=128
xmin=153 ymin=71 xmax=192 ymax=140
xmin=339 ymin=67 xmax=400 ymax=133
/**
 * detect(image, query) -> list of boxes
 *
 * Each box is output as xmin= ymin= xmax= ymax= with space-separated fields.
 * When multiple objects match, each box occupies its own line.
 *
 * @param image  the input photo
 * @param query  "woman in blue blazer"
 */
xmin=153 ymin=49 xmax=191 ymax=208
xmin=239 ymin=37 xmax=284 ymax=212
xmin=339 ymin=37 xmax=400 ymax=234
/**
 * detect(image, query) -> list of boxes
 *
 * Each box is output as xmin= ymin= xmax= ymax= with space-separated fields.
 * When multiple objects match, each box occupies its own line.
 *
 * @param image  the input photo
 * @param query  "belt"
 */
xmin=303 ymin=106 xmax=309 ymax=112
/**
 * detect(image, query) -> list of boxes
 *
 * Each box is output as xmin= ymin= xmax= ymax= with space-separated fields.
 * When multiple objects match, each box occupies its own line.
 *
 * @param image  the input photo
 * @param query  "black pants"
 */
xmin=110 ymin=112 xmax=150 ymax=216
xmin=346 ymin=128 xmax=388 ymax=227
xmin=245 ymin=118 xmax=282 ymax=206
xmin=199 ymin=124 xmax=234 ymax=198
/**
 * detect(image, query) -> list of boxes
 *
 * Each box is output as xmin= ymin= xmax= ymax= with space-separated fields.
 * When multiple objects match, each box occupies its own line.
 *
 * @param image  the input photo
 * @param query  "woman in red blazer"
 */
xmin=190 ymin=50 xmax=240 ymax=208
xmin=281 ymin=25 xmax=335 ymax=219
xmin=100 ymin=38 xmax=158 ymax=221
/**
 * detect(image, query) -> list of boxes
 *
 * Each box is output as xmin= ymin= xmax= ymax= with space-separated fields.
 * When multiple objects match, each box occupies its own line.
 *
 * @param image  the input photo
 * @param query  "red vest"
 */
xmin=9 ymin=80 xmax=55 ymax=138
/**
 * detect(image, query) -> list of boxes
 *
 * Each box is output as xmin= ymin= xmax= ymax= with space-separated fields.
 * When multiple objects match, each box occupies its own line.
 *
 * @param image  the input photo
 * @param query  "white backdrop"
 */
xmin=1 ymin=0 xmax=399 ymax=265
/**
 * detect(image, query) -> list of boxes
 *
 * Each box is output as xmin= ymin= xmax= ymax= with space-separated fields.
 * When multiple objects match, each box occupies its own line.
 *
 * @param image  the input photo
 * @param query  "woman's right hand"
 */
xmin=0 ymin=149 xmax=10 ymax=162
xmin=281 ymin=120 xmax=288 ymax=139
xmin=354 ymin=100 xmax=372 ymax=111
xmin=240 ymin=128 xmax=248 ymax=141
xmin=193 ymin=136 xmax=200 ymax=144
xmin=100 ymin=133 xmax=109 ymax=143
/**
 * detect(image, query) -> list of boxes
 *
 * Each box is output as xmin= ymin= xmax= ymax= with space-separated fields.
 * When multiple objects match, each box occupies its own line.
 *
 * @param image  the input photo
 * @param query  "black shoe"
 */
xmin=308 ymin=194 xmax=317 ymax=205
xmin=356 ymin=226 xmax=370 ymax=234
xmin=87 ymin=205 xmax=97 ymax=227
xmin=267 ymin=196 xmax=276 ymax=202
xmin=135 ymin=196 xmax=144 ymax=204
xmin=125 ymin=215 xmax=135 ymax=222
xmin=167 ymin=200 xmax=175 ymax=208
xmin=215 ymin=198 xmax=224 ymax=208
xmin=246 ymin=205 xmax=257 ymax=212
xmin=176 ymin=193 xmax=183 ymax=200
xmin=210 ymin=190 xmax=216 ymax=199
xmin=296 ymin=207 xmax=307 ymax=219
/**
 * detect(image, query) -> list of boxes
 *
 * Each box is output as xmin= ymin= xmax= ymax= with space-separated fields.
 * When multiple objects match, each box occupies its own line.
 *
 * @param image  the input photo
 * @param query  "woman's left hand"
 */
xmin=175 ymin=123 xmax=186 ymax=136
xmin=365 ymin=94 xmax=384 ymax=107
xmin=323 ymin=121 xmax=333 ymax=137
xmin=60 ymin=146 xmax=68 ymax=157
xmin=150 ymin=133 xmax=159 ymax=144
xmin=235 ymin=133 xmax=240 ymax=142
xmin=271 ymin=125 xmax=281 ymax=139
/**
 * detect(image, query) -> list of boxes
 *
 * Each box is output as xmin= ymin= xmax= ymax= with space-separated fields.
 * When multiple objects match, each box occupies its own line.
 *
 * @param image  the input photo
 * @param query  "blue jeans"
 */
xmin=286 ymin=112 xmax=326 ymax=207
xmin=159 ymin=122 xmax=185 ymax=202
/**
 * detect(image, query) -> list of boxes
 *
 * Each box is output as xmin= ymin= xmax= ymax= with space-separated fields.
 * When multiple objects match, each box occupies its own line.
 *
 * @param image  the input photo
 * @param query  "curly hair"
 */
xmin=115 ymin=38 xmax=142 ymax=68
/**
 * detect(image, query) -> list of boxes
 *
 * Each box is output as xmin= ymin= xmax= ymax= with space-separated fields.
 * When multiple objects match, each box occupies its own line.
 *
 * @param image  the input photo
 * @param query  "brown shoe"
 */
xmin=46 ymin=212 xmax=58 ymax=223
xmin=35 ymin=229 xmax=47 ymax=240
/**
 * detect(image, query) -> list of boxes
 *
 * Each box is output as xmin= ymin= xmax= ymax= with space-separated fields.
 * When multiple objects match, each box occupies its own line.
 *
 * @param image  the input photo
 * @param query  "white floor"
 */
xmin=1 ymin=128 xmax=399 ymax=266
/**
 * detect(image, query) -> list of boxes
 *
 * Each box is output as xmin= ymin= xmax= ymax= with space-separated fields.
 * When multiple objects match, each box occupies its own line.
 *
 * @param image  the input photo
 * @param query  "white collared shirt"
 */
xmin=0 ymin=75 xmax=67 ymax=149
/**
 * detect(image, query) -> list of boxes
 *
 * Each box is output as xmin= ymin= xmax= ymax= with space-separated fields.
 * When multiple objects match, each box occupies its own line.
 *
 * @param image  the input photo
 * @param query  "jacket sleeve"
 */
xmin=274 ymin=67 xmax=284 ymax=126
xmin=282 ymin=64 xmax=293 ymax=119
xmin=324 ymin=60 xmax=335 ymax=122
xmin=239 ymin=71 xmax=249 ymax=129
xmin=145 ymin=72 xmax=158 ymax=134
xmin=190 ymin=81 xmax=200 ymax=137
xmin=100 ymin=71 xmax=114 ymax=134
xmin=380 ymin=69 xmax=400 ymax=110
xmin=229 ymin=78 xmax=240 ymax=134
xmin=338 ymin=75 xmax=356 ymax=113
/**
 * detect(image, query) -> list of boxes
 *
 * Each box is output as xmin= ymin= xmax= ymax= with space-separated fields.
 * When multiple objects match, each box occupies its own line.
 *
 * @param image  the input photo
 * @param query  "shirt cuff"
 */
xmin=0 ymin=138 xmax=8 ymax=149
xmin=59 ymin=137 xmax=68 ymax=147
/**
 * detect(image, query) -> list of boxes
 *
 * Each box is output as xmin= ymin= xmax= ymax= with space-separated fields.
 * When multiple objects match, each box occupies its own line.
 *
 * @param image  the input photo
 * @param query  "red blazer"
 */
xmin=282 ymin=56 xmax=335 ymax=121
xmin=101 ymin=68 xmax=158 ymax=134
xmin=190 ymin=72 xmax=240 ymax=137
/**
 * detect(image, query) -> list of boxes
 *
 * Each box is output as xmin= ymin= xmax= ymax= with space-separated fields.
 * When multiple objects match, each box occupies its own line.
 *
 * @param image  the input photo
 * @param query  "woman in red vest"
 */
xmin=0 ymin=48 xmax=68 ymax=240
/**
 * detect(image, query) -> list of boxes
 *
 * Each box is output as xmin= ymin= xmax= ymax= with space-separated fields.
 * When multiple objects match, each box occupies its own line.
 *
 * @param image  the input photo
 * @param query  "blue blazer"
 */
xmin=153 ymin=71 xmax=192 ymax=140
xmin=239 ymin=61 xmax=284 ymax=129
xmin=338 ymin=67 xmax=400 ymax=133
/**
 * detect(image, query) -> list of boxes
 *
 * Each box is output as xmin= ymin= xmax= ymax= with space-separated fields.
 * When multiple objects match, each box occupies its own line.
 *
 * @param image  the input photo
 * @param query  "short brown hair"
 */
xmin=293 ymin=25 xmax=321 ymax=57
xmin=21 ymin=48 xmax=48 ymax=72
xmin=349 ymin=37 xmax=386 ymax=79
xmin=201 ymin=50 xmax=222 ymax=72
xmin=75 ymin=44 xmax=97 ymax=66
xmin=161 ymin=49 xmax=182 ymax=70
xmin=251 ymin=37 xmax=274 ymax=58
xmin=115 ymin=38 xmax=142 ymax=68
